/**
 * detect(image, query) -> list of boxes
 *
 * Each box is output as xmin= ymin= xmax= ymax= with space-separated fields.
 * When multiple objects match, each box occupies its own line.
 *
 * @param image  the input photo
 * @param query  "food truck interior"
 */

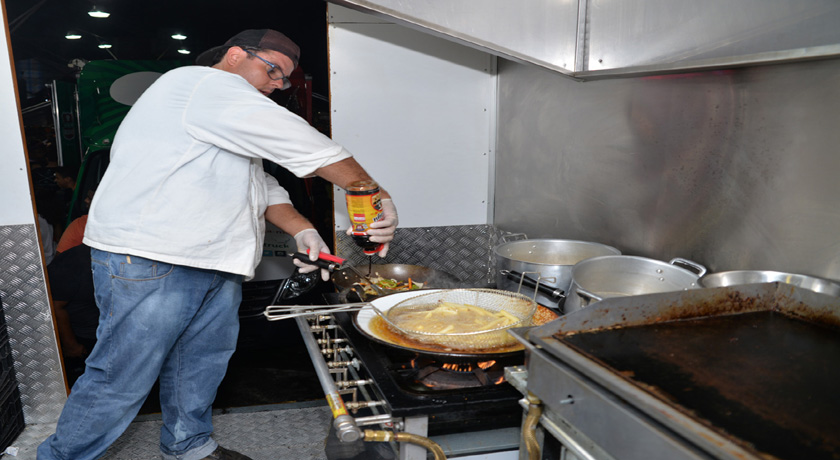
xmin=2 ymin=0 xmax=839 ymax=459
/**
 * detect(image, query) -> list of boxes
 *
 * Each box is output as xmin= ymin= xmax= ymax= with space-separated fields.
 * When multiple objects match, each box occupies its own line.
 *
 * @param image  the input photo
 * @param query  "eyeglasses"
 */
xmin=241 ymin=47 xmax=291 ymax=90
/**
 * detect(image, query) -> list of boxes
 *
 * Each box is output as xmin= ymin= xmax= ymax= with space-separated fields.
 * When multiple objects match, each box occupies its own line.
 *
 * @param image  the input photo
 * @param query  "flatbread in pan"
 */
xmin=354 ymin=289 xmax=558 ymax=358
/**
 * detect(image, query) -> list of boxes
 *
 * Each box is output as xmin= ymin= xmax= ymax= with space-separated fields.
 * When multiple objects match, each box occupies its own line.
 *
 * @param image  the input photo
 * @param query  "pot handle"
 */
xmin=669 ymin=258 xmax=707 ymax=277
xmin=501 ymin=270 xmax=565 ymax=300
xmin=500 ymin=232 xmax=528 ymax=243
xmin=575 ymin=287 xmax=603 ymax=307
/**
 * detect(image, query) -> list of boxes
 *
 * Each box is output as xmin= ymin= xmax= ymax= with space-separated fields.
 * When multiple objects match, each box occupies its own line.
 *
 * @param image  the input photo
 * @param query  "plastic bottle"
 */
xmin=344 ymin=180 xmax=384 ymax=255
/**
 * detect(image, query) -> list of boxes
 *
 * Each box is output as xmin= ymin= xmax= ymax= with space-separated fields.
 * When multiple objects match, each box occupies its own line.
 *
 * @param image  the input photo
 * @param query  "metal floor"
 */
xmin=5 ymin=402 xmax=331 ymax=460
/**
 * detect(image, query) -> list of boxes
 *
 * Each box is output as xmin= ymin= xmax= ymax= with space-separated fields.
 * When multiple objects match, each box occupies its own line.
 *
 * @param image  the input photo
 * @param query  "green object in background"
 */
xmin=76 ymin=60 xmax=191 ymax=153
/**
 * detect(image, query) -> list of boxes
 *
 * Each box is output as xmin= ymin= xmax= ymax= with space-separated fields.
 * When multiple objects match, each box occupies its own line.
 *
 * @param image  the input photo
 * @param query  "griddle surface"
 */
xmin=561 ymin=311 xmax=840 ymax=460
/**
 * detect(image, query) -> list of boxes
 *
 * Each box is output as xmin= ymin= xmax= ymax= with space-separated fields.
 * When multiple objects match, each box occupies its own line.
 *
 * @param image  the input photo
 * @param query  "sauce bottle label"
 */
xmin=346 ymin=189 xmax=383 ymax=234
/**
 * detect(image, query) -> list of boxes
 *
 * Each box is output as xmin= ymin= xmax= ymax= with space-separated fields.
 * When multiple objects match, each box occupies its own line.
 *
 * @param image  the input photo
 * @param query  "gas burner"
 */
xmin=396 ymin=356 xmax=507 ymax=390
xmin=326 ymin=311 xmax=524 ymax=437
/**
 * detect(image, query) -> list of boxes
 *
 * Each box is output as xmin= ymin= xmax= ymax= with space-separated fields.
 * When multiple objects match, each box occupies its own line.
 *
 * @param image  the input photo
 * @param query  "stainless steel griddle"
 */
xmin=511 ymin=282 xmax=840 ymax=460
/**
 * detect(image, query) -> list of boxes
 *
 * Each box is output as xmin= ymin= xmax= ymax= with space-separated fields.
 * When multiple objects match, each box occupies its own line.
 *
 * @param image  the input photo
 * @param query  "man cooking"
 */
xmin=38 ymin=29 xmax=398 ymax=460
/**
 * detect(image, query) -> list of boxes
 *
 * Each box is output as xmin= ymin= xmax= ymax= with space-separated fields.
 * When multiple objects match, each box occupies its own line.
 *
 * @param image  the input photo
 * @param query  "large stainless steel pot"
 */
xmin=566 ymin=255 xmax=706 ymax=313
xmin=700 ymin=270 xmax=840 ymax=296
xmin=494 ymin=238 xmax=620 ymax=309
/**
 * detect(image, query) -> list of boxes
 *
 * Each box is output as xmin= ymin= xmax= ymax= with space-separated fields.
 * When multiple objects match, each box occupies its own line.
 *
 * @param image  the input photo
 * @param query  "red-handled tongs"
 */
xmin=289 ymin=251 xmax=347 ymax=271
xmin=290 ymin=251 xmax=387 ymax=296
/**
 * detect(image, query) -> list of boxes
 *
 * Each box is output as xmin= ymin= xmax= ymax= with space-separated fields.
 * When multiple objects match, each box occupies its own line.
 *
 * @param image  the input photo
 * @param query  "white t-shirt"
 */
xmin=83 ymin=66 xmax=351 ymax=279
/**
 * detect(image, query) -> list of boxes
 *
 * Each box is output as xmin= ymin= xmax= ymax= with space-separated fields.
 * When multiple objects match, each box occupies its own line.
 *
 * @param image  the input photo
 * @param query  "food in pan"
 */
xmin=386 ymin=301 xmax=519 ymax=334
xmin=367 ymin=304 xmax=557 ymax=354
xmin=355 ymin=276 xmax=424 ymax=295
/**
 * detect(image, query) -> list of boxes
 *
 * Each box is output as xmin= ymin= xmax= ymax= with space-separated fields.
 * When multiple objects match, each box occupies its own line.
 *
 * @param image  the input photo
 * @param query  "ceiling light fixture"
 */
xmin=98 ymin=43 xmax=112 ymax=49
xmin=88 ymin=6 xmax=110 ymax=18
xmin=171 ymin=33 xmax=187 ymax=40
xmin=65 ymin=31 xmax=82 ymax=40
xmin=177 ymin=48 xmax=191 ymax=55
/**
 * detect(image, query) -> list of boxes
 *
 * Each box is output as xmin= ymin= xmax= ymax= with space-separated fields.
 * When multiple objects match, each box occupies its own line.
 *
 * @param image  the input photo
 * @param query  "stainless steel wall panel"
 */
xmin=494 ymin=58 xmax=840 ymax=280
xmin=329 ymin=0 xmax=579 ymax=74
xmin=585 ymin=0 xmax=840 ymax=73
xmin=0 ymin=225 xmax=67 ymax=424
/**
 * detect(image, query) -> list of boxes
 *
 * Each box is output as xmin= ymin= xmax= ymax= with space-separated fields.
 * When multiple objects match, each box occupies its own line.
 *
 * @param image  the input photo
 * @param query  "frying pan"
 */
xmin=352 ymin=289 xmax=558 ymax=359
xmin=332 ymin=264 xmax=463 ymax=301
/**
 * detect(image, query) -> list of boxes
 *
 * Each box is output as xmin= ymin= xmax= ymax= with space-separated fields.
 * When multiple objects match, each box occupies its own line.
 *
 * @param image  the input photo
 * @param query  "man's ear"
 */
xmin=222 ymin=47 xmax=245 ymax=67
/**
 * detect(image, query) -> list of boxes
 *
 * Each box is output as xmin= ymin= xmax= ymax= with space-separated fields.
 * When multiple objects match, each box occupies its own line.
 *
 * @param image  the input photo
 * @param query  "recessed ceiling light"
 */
xmin=65 ymin=32 xmax=82 ymax=40
xmin=177 ymin=48 xmax=191 ymax=55
xmin=88 ymin=6 xmax=110 ymax=18
xmin=98 ymin=43 xmax=112 ymax=49
xmin=171 ymin=33 xmax=187 ymax=40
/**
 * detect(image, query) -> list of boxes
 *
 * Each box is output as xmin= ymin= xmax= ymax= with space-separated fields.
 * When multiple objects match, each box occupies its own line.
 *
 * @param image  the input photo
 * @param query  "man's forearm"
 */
xmin=265 ymin=203 xmax=314 ymax=236
xmin=314 ymin=157 xmax=390 ymax=199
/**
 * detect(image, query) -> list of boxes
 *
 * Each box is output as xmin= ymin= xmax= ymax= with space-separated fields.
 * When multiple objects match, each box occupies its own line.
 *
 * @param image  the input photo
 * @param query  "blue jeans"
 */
xmin=38 ymin=249 xmax=243 ymax=460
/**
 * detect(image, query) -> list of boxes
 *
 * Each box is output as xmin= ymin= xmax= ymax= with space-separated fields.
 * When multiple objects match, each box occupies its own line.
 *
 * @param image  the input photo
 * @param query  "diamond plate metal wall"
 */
xmin=336 ymin=224 xmax=508 ymax=285
xmin=0 ymin=225 xmax=67 ymax=424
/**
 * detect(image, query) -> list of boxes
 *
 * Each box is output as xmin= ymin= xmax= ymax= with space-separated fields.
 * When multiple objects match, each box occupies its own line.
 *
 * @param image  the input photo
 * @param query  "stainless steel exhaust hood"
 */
xmin=328 ymin=0 xmax=840 ymax=78
xmin=328 ymin=0 xmax=580 ymax=76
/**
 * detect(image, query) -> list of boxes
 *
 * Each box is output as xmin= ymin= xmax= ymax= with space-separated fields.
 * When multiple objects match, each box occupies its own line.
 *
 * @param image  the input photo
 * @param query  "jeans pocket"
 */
xmin=115 ymin=254 xmax=175 ymax=280
xmin=91 ymin=248 xmax=107 ymax=267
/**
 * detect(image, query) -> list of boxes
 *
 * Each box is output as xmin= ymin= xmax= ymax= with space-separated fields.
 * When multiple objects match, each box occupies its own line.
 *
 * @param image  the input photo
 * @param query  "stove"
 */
xmin=279 ymin=292 xmax=525 ymax=460
xmin=331 ymin=311 xmax=522 ymax=435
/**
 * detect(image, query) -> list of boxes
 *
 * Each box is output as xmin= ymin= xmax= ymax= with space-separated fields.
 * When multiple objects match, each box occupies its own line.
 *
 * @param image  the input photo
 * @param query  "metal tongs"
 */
xmin=264 ymin=292 xmax=393 ymax=321
xmin=263 ymin=252 xmax=388 ymax=321
xmin=264 ymin=302 xmax=378 ymax=321
xmin=290 ymin=251 xmax=388 ymax=296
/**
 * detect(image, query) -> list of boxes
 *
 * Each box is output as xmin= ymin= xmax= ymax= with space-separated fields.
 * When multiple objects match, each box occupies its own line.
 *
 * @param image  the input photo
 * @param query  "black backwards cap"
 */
xmin=195 ymin=29 xmax=300 ymax=68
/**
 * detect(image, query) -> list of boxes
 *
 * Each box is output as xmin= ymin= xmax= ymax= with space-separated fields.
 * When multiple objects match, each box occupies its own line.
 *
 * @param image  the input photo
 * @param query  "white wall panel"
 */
xmin=0 ymin=11 xmax=35 ymax=226
xmin=329 ymin=5 xmax=496 ymax=229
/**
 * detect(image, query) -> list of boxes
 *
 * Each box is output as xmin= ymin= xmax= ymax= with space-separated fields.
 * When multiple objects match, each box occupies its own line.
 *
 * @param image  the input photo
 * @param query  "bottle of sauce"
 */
xmin=345 ymin=180 xmax=384 ymax=255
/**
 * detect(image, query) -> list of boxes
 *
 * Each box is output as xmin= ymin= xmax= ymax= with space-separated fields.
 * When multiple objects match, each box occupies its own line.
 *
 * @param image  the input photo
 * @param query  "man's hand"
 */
xmin=367 ymin=198 xmax=398 ymax=257
xmin=62 ymin=342 xmax=88 ymax=359
xmin=293 ymin=228 xmax=331 ymax=281
xmin=311 ymin=158 xmax=399 ymax=257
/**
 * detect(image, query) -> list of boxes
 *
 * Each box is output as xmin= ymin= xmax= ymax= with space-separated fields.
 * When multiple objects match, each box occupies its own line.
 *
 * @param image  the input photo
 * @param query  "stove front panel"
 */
xmin=528 ymin=344 xmax=720 ymax=460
